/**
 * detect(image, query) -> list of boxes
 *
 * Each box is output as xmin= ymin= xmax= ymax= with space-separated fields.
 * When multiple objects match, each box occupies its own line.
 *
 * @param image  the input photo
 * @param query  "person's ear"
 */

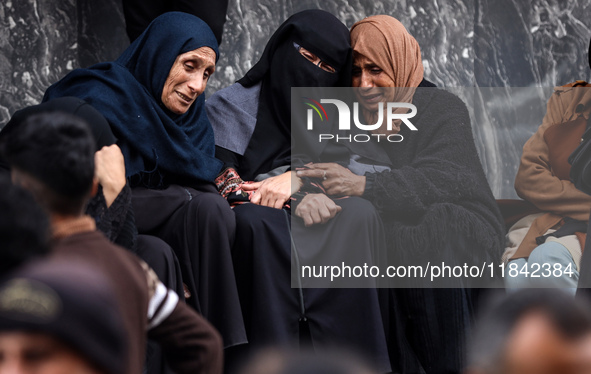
xmin=90 ymin=178 xmax=99 ymax=198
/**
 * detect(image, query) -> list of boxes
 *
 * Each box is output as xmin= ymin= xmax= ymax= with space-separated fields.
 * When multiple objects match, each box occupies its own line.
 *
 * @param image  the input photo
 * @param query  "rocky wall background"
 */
xmin=1 ymin=0 xmax=590 ymax=197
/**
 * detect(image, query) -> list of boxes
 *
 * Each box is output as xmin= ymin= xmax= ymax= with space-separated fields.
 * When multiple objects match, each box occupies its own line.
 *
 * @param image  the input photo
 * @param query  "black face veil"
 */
xmin=236 ymin=9 xmax=352 ymax=180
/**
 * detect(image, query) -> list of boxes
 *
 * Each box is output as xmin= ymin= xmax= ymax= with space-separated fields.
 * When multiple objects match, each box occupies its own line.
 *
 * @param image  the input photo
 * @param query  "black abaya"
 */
xmin=132 ymin=183 xmax=247 ymax=348
xmin=231 ymin=198 xmax=391 ymax=373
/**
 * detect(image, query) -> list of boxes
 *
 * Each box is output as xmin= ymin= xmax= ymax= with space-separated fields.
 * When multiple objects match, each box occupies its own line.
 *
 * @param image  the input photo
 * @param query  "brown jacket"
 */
xmin=511 ymin=82 xmax=591 ymax=260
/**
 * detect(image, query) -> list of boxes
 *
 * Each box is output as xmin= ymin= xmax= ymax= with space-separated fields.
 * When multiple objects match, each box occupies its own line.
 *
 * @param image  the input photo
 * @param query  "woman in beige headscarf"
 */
xmin=298 ymin=15 xmax=505 ymax=374
xmin=351 ymin=15 xmax=424 ymax=135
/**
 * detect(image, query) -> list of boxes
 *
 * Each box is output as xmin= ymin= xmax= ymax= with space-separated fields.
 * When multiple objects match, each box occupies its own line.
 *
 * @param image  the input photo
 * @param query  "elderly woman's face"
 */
xmin=351 ymin=52 xmax=395 ymax=112
xmin=161 ymin=46 xmax=216 ymax=115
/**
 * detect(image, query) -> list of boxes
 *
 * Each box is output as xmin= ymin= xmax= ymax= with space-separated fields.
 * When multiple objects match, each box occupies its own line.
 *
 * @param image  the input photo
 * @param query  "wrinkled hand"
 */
xmin=241 ymin=171 xmax=302 ymax=209
xmin=296 ymin=163 xmax=366 ymax=197
xmin=94 ymin=144 xmax=126 ymax=207
xmin=294 ymin=193 xmax=342 ymax=226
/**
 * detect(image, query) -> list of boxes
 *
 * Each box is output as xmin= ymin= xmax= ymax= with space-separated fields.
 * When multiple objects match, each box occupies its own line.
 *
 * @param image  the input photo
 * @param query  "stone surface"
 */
xmin=0 ymin=0 xmax=79 ymax=124
xmin=1 ymin=0 xmax=591 ymax=198
xmin=76 ymin=0 xmax=128 ymax=68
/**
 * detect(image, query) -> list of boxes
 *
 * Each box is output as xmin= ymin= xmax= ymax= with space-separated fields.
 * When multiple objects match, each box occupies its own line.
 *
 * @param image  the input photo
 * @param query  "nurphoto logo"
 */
xmin=304 ymin=97 xmax=418 ymax=143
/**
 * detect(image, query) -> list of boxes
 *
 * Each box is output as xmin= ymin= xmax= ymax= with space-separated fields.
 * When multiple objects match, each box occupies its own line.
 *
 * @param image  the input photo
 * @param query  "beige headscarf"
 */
xmin=350 ymin=15 xmax=424 ymax=133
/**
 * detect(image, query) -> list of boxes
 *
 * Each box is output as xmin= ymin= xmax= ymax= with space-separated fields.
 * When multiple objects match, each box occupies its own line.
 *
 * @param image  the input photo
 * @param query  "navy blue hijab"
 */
xmin=43 ymin=12 xmax=222 ymax=187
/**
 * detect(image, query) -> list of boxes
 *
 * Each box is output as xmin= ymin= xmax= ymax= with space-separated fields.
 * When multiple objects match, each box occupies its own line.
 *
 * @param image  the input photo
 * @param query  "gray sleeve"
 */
xmin=206 ymin=82 xmax=261 ymax=155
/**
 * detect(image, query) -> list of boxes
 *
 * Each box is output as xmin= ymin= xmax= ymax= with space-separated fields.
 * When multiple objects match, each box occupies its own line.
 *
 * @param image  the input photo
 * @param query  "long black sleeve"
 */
xmin=86 ymin=184 xmax=138 ymax=252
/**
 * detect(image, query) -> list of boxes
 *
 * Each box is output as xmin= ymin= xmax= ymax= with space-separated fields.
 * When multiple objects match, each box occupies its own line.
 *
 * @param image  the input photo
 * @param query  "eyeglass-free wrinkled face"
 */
xmin=161 ymin=47 xmax=216 ymax=115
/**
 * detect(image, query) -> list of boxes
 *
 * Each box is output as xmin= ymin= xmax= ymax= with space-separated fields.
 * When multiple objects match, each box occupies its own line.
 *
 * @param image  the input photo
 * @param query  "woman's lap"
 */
xmin=131 ymin=183 xmax=247 ymax=348
xmin=232 ymin=199 xmax=391 ymax=372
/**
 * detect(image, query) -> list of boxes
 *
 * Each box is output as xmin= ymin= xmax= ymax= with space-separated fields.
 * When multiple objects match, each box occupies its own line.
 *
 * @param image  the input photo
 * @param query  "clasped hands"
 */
xmin=241 ymin=164 xmax=365 ymax=226
xmin=296 ymin=163 xmax=366 ymax=197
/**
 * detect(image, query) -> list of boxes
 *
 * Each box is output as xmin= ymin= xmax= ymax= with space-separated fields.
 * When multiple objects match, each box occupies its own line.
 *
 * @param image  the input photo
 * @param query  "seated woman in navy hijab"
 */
xmin=206 ymin=10 xmax=390 ymax=373
xmin=43 ymin=12 xmax=246 ymax=349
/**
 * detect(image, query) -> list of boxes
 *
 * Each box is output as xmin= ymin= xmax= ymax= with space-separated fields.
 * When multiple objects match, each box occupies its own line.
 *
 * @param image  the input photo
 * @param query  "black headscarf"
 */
xmin=236 ymin=9 xmax=352 ymax=180
xmin=43 ymin=12 xmax=222 ymax=187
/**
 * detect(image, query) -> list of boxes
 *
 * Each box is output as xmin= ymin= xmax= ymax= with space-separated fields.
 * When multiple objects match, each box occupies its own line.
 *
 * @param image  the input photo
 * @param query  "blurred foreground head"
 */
xmin=239 ymin=348 xmax=376 ymax=374
xmin=0 ymin=111 xmax=95 ymax=217
xmin=466 ymin=289 xmax=591 ymax=374
xmin=0 ymin=175 xmax=49 ymax=276
xmin=0 ymin=260 xmax=126 ymax=374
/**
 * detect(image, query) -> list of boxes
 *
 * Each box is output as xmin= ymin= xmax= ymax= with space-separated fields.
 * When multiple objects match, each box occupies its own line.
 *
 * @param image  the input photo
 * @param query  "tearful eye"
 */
xmin=319 ymin=62 xmax=336 ymax=74
xmin=296 ymin=45 xmax=317 ymax=62
xmin=295 ymin=44 xmax=334 ymax=72
xmin=370 ymin=68 xmax=382 ymax=74
xmin=303 ymin=53 xmax=316 ymax=62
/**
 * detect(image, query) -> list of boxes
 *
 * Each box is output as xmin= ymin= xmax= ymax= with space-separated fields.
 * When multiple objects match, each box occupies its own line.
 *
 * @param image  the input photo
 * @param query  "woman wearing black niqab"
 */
xmin=227 ymin=9 xmax=352 ymax=181
xmin=43 ymin=12 xmax=247 ymax=349
xmin=207 ymin=10 xmax=390 ymax=372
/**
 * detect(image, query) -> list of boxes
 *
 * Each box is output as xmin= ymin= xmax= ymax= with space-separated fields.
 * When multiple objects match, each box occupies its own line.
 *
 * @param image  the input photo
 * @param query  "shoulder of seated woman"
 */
xmin=418 ymin=79 xmax=437 ymax=88
xmin=209 ymin=81 xmax=262 ymax=105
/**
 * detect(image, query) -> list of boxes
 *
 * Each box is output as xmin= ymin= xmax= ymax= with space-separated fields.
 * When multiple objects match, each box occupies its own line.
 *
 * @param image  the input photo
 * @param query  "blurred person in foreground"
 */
xmin=465 ymin=288 xmax=591 ymax=374
xmin=0 ymin=95 xmax=192 ymax=374
xmin=0 ymin=96 xmax=186 ymax=309
xmin=0 ymin=260 xmax=127 ymax=374
xmin=0 ymin=175 xmax=49 ymax=276
xmin=239 ymin=348 xmax=376 ymax=374
xmin=0 ymin=111 xmax=223 ymax=374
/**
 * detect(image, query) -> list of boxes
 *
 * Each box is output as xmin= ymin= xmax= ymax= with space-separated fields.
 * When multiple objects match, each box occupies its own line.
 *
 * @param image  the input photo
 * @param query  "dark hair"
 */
xmin=0 ymin=111 xmax=95 ymax=215
xmin=0 ymin=175 xmax=50 ymax=276
xmin=467 ymin=289 xmax=591 ymax=373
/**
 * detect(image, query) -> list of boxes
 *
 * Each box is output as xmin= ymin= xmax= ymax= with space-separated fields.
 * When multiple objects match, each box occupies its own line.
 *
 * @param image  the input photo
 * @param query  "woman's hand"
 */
xmin=94 ymin=144 xmax=127 ymax=208
xmin=294 ymin=193 xmax=342 ymax=226
xmin=296 ymin=163 xmax=366 ymax=197
xmin=241 ymin=171 xmax=302 ymax=209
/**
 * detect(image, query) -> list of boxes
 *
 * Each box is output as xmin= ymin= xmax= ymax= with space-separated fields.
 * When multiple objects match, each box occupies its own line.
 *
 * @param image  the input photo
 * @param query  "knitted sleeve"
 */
xmin=362 ymin=92 xmax=490 ymax=221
